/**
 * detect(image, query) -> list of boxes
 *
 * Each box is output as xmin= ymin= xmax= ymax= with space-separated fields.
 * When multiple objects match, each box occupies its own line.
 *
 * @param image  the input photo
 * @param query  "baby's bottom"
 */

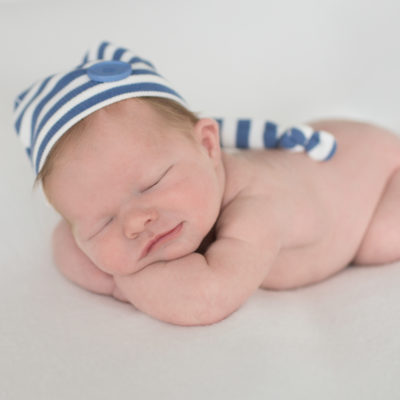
xmin=354 ymin=167 xmax=400 ymax=265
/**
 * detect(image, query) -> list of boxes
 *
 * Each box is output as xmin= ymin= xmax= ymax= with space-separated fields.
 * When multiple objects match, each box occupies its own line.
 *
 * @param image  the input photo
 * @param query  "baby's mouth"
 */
xmin=141 ymin=222 xmax=183 ymax=259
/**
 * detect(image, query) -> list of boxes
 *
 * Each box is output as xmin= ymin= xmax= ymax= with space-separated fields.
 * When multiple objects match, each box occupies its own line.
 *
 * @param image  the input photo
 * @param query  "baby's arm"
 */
xmin=114 ymin=195 xmax=285 ymax=326
xmin=52 ymin=220 xmax=128 ymax=302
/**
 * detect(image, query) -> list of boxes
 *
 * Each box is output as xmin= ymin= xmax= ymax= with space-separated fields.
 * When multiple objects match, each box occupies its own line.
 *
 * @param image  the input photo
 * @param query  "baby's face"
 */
xmin=45 ymin=99 xmax=224 ymax=275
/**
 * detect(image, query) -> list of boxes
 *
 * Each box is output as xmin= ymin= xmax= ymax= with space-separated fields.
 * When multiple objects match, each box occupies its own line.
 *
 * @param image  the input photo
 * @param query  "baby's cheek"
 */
xmin=85 ymin=237 xmax=135 ymax=275
xmin=182 ymin=181 xmax=220 ymax=229
xmin=195 ymin=177 xmax=220 ymax=211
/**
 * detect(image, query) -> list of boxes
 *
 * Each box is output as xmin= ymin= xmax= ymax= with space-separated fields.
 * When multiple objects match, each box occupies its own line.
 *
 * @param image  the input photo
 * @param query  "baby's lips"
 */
xmin=141 ymin=223 xmax=183 ymax=259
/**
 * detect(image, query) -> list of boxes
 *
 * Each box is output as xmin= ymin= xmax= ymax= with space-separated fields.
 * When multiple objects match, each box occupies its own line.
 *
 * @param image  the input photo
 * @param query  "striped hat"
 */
xmin=13 ymin=40 xmax=337 ymax=176
xmin=13 ymin=41 xmax=188 ymax=175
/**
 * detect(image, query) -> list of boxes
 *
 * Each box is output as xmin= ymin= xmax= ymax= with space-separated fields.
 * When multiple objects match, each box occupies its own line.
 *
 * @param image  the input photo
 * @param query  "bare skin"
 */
xmin=46 ymin=99 xmax=400 ymax=326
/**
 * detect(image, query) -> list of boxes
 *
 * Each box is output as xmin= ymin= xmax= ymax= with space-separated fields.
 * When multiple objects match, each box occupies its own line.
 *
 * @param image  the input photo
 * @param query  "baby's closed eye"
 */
xmin=141 ymin=165 xmax=174 ymax=192
xmin=86 ymin=217 xmax=114 ymax=240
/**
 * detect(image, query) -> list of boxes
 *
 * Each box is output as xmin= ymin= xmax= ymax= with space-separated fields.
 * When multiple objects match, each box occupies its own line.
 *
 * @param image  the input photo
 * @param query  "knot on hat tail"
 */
xmin=279 ymin=125 xmax=337 ymax=161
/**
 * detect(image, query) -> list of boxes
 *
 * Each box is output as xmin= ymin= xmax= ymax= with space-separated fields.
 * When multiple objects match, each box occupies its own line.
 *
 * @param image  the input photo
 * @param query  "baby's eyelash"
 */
xmin=88 ymin=217 xmax=113 ymax=240
xmin=103 ymin=217 xmax=114 ymax=228
xmin=143 ymin=165 xmax=173 ymax=192
xmin=144 ymin=176 xmax=163 ymax=191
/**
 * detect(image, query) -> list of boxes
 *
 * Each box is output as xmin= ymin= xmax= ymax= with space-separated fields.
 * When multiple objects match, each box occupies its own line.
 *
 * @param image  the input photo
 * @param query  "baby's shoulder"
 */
xmin=218 ymin=154 xmax=291 ymax=233
xmin=219 ymin=150 xmax=327 ymax=247
xmin=221 ymin=148 xmax=308 ymax=199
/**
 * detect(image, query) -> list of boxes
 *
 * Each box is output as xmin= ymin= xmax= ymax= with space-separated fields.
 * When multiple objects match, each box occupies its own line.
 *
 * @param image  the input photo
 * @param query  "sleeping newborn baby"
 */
xmin=14 ymin=42 xmax=400 ymax=326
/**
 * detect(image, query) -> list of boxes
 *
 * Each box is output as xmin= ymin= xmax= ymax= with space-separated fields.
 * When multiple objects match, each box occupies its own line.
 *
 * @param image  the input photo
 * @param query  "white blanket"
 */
xmin=1 ymin=1 xmax=400 ymax=398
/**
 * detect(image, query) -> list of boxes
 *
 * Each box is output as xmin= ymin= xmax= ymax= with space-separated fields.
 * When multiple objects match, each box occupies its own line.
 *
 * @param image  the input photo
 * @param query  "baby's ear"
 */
xmin=193 ymin=118 xmax=221 ymax=163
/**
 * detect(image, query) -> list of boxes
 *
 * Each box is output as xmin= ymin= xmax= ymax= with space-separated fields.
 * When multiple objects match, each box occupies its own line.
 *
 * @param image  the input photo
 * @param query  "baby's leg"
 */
xmin=354 ymin=168 xmax=400 ymax=265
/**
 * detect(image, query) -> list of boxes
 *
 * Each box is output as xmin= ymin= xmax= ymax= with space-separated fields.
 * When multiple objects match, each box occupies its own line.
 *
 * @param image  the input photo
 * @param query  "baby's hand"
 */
xmin=52 ymin=219 xmax=129 ymax=302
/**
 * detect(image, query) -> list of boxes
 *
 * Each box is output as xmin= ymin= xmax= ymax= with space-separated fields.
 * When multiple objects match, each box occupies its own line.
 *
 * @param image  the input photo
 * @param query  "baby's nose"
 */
xmin=122 ymin=207 xmax=159 ymax=239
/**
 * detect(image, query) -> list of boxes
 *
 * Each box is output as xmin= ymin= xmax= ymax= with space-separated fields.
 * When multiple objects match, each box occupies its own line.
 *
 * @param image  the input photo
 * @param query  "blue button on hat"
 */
xmin=13 ymin=41 xmax=188 ymax=175
xmin=87 ymin=60 xmax=132 ymax=82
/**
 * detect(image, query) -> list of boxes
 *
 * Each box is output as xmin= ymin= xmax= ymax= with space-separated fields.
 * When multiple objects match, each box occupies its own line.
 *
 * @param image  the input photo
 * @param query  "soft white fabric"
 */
xmin=2 ymin=1 xmax=400 ymax=399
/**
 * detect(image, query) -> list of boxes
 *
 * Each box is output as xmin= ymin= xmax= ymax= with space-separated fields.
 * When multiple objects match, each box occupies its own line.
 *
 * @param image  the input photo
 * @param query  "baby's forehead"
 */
xmin=50 ymin=99 xmax=193 ymax=178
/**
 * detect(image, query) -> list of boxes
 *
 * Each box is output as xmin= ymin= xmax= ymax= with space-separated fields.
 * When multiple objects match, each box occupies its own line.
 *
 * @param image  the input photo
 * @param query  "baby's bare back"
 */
xmin=222 ymin=119 xmax=400 ymax=289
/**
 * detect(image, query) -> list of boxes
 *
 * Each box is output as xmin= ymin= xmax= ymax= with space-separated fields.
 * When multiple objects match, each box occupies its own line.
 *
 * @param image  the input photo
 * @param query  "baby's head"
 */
xmin=14 ymin=42 xmax=225 ymax=275
xmin=45 ymin=97 xmax=224 ymax=275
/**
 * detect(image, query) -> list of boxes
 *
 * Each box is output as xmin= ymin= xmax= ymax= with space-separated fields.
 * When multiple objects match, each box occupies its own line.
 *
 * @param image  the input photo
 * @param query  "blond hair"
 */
xmin=35 ymin=97 xmax=199 ymax=190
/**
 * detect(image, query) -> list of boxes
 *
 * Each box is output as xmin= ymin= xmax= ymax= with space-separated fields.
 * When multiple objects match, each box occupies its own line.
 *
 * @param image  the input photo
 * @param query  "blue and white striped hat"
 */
xmin=14 ymin=40 xmax=337 ymax=176
xmin=13 ymin=41 xmax=188 ymax=175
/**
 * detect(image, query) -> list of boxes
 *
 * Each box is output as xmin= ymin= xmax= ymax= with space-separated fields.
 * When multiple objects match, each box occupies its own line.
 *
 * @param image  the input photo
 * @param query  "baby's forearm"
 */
xmin=52 ymin=220 xmax=127 ymax=302
xmin=114 ymin=253 xmax=218 ymax=326
xmin=114 ymin=237 xmax=275 ymax=326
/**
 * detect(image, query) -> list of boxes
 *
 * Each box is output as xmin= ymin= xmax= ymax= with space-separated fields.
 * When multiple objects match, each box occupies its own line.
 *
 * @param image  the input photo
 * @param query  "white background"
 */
xmin=1 ymin=1 xmax=400 ymax=399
